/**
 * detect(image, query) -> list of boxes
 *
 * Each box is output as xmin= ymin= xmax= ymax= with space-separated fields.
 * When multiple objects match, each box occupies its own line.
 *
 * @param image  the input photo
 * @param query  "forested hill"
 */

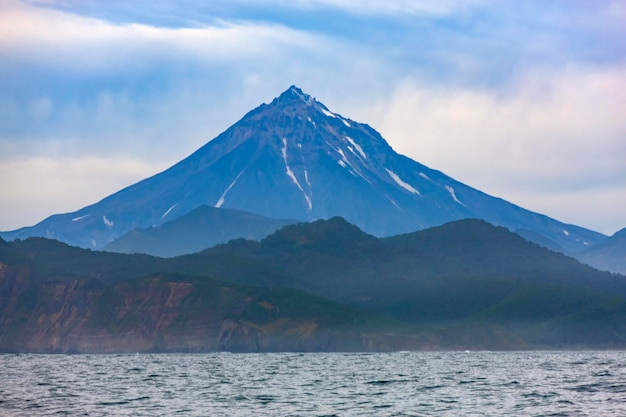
xmin=1 ymin=218 xmax=625 ymax=353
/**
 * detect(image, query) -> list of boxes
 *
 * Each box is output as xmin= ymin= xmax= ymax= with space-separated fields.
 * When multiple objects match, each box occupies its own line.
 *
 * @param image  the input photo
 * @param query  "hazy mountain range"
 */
xmin=103 ymin=206 xmax=297 ymax=258
xmin=576 ymin=228 xmax=626 ymax=275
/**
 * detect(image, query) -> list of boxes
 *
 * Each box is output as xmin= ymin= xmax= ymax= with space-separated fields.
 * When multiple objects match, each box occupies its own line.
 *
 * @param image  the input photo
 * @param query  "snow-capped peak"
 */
xmin=275 ymin=85 xmax=314 ymax=107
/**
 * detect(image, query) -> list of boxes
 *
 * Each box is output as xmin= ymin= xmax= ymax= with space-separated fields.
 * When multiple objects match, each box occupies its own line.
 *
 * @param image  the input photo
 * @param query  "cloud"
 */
xmin=1 ymin=0 xmax=625 ymax=235
xmin=0 ymin=1 xmax=348 ymax=157
xmin=21 ymin=0 xmax=486 ymax=22
xmin=0 ymin=2 xmax=322 ymax=67
xmin=255 ymin=0 xmax=485 ymax=16
xmin=353 ymin=66 xmax=626 ymax=234
xmin=503 ymin=186 xmax=626 ymax=236
xmin=0 ymin=155 xmax=165 ymax=230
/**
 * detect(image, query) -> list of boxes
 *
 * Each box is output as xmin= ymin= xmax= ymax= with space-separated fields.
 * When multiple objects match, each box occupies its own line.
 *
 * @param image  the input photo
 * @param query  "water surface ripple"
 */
xmin=1 ymin=351 xmax=625 ymax=416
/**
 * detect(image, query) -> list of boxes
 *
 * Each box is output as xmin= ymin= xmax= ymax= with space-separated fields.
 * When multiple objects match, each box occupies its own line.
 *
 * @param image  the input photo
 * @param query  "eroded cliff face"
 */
xmin=0 ymin=259 xmax=532 ymax=353
xmin=0 ymin=266 xmax=216 ymax=352
xmin=0 ymin=264 xmax=426 ymax=353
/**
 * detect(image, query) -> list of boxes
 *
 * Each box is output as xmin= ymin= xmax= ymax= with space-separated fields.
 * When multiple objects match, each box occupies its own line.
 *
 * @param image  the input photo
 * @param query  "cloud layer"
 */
xmin=1 ymin=0 xmax=625 ymax=234
xmin=359 ymin=67 xmax=626 ymax=233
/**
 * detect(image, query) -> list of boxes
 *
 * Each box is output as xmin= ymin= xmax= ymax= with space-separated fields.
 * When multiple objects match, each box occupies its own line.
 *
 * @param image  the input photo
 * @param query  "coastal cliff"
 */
xmin=0 ymin=263 xmax=440 ymax=353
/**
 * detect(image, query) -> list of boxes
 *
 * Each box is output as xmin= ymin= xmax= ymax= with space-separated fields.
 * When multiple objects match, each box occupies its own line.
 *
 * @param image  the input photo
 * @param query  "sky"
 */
xmin=0 ymin=0 xmax=625 ymax=235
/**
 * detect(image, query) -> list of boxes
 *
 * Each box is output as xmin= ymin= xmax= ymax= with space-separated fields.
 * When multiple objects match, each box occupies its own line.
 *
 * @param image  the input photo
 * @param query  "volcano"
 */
xmin=1 ymin=86 xmax=605 ymax=253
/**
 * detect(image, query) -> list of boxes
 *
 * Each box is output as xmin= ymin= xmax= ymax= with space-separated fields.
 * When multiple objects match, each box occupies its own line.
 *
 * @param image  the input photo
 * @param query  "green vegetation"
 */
xmin=1 ymin=218 xmax=625 ymax=352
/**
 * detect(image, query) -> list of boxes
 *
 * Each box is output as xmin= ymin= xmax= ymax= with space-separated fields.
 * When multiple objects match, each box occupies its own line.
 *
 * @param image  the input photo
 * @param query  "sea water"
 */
xmin=1 ymin=351 xmax=625 ymax=416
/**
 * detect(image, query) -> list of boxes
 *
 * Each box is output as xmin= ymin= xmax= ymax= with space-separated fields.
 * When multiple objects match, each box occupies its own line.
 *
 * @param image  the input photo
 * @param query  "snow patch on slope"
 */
xmin=341 ymin=118 xmax=351 ymax=127
xmin=216 ymin=171 xmax=244 ymax=208
xmin=336 ymin=148 xmax=350 ymax=166
xmin=334 ymin=147 xmax=370 ymax=182
xmin=298 ymin=142 xmax=314 ymax=210
xmin=72 ymin=214 xmax=90 ymax=222
xmin=445 ymin=185 xmax=465 ymax=206
xmin=282 ymin=138 xmax=312 ymax=211
xmin=386 ymin=195 xmax=404 ymax=211
xmin=102 ymin=215 xmax=114 ymax=228
xmin=419 ymin=172 xmax=431 ymax=181
xmin=160 ymin=204 xmax=178 ymax=221
xmin=319 ymin=107 xmax=336 ymax=118
xmin=386 ymin=169 xmax=421 ymax=195
xmin=346 ymin=136 xmax=366 ymax=160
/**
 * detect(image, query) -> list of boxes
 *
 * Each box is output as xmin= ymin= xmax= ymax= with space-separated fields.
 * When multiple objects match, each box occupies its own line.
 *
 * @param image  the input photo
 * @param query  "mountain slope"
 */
xmin=1 ymin=86 xmax=605 ymax=253
xmin=103 ymin=205 xmax=297 ymax=257
xmin=575 ymin=227 xmax=626 ymax=274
